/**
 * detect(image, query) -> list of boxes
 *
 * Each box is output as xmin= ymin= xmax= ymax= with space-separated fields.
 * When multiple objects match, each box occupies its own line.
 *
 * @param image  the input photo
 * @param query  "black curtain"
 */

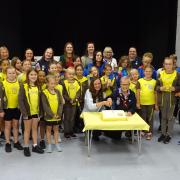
xmin=0 ymin=0 xmax=178 ymax=68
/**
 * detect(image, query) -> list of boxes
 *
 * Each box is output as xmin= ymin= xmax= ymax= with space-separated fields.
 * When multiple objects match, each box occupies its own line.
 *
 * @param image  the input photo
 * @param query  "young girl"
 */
xmin=136 ymin=66 xmax=158 ymax=140
xmin=11 ymin=57 xmax=22 ymax=75
xmin=87 ymin=66 xmax=99 ymax=86
xmin=100 ymin=64 xmax=116 ymax=99
xmin=18 ymin=60 xmax=31 ymax=83
xmin=41 ymin=75 xmax=63 ymax=152
xmin=129 ymin=69 xmax=139 ymax=94
xmin=48 ymin=62 xmax=57 ymax=74
xmin=62 ymin=67 xmax=81 ymax=138
xmin=138 ymin=52 xmax=157 ymax=79
xmin=0 ymin=66 xmax=23 ymax=152
xmin=18 ymin=69 xmax=44 ymax=157
xmin=56 ymin=62 xmax=65 ymax=81
xmin=75 ymin=64 xmax=88 ymax=132
xmin=0 ymin=59 xmax=9 ymax=82
xmin=37 ymin=70 xmax=46 ymax=149
xmin=156 ymin=57 xmax=180 ymax=144
xmin=118 ymin=56 xmax=130 ymax=77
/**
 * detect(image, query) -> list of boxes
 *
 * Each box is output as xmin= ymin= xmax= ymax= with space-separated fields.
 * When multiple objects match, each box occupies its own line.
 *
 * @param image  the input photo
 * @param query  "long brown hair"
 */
xmin=89 ymin=78 xmax=104 ymax=103
xmin=26 ymin=68 xmax=39 ymax=87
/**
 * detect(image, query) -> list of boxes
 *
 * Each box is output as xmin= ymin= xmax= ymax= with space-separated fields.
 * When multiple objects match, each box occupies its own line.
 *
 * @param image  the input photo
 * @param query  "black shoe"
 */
xmin=5 ymin=143 xmax=12 ymax=153
xmin=64 ymin=133 xmax=71 ymax=138
xmin=32 ymin=145 xmax=44 ymax=154
xmin=14 ymin=141 xmax=23 ymax=150
xmin=39 ymin=140 xmax=46 ymax=149
xmin=158 ymin=134 xmax=165 ymax=142
xmin=70 ymin=133 xmax=77 ymax=138
xmin=24 ymin=147 xmax=31 ymax=157
xmin=163 ymin=135 xmax=171 ymax=144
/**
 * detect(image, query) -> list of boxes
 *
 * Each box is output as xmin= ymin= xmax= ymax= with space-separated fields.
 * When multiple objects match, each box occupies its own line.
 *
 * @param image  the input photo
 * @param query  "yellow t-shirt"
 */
xmin=3 ymin=80 xmax=19 ymax=108
xmin=100 ymin=76 xmax=115 ymax=97
xmin=138 ymin=78 xmax=156 ymax=105
xmin=75 ymin=76 xmax=88 ymax=85
xmin=55 ymin=84 xmax=63 ymax=96
xmin=43 ymin=89 xmax=59 ymax=121
xmin=18 ymin=73 xmax=26 ymax=83
xmin=64 ymin=80 xmax=80 ymax=100
xmin=159 ymin=70 xmax=177 ymax=92
xmin=129 ymin=81 xmax=137 ymax=94
xmin=29 ymin=86 xmax=39 ymax=115
xmin=41 ymin=84 xmax=46 ymax=91
xmin=0 ymin=72 xmax=6 ymax=82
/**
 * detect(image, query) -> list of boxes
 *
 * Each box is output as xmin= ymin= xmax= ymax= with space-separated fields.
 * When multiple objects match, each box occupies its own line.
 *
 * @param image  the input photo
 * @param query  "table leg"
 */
xmin=85 ymin=131 xmax=88 ymax=146
xmin=137 ymin=130 xmax=142 ymax=154
xmin=131 ymin=130 xmax=134 ymax=144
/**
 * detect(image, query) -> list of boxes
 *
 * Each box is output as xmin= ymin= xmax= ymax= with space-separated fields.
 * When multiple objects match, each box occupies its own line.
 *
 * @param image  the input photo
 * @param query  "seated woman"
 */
xmin=83 ymin=78 xmax=112 ymax=140
xmin=106 ymin=76 xmax=136 ymax=139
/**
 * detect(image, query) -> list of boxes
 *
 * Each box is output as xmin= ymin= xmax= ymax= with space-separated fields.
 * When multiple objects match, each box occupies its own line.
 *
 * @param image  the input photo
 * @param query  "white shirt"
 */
xmin=103 ymin=58 xmax=117 ymax=71
xmin=83 ymin=89 xmax=103 ymax=112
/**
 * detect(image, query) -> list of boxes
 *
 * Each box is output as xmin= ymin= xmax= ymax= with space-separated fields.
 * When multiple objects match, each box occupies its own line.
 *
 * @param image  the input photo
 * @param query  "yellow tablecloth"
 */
xmin=82 ymin=112 xmax=149 ymax=131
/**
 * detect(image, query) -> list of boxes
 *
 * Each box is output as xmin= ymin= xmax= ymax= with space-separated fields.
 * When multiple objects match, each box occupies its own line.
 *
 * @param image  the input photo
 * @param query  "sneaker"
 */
xmin=163 ymin=135 xmax=171 ymax=144
xmin=39 ymin=140 xmax=46 ymax=149
xmin=24 ymin=147 xmax=31 ymax=157
xmin=55 ymin=144 xmax=62 ymax=152
xmin=14 ymin=141 xmax=23 ymax=150
xmin=32 ymin=145 xmax=44 ymax=154
xmin=46 ymin=144 xmax=52 ymax=153
xmin=5 ymin=143 xmax=12 ymax=153
xmin=158 ymin=134 xmax=165 ymax=142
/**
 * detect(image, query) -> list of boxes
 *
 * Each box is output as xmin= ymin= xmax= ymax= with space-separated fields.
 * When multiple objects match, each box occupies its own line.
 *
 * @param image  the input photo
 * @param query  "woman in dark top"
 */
xmin=35 ymin=47 xmax=54 ymax=75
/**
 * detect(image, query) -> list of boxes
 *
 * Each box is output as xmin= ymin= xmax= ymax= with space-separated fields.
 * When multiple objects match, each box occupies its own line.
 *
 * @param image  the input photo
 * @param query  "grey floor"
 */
xmin=0 ymin=112 xmax=180 ymax=180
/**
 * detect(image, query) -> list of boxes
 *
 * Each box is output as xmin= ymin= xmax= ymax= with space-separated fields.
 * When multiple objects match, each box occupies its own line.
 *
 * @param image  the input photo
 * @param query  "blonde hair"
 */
xmin=103 ymin=47 xmax=113 ymax=57
xmin=66 ymin=67 xmax=75 ymax=74
xmin=143 ymin=52 xmax=153 ymax=60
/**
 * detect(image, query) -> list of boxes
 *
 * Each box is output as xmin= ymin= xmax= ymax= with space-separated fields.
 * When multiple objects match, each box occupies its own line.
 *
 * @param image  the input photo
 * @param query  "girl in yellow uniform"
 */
xmin=37 ymin=70 xmax=46 ymax=149
xmin=0 ymin=59 xmax=9 ymax=82
xmin=41 ymin=75 xmax=63 ymax=152
xmin=100 ymin=64 xmax=115 ymax=100
xmin=19 ymin=69 xmax=44 ymax=157
xmin=136 ymin=67 xmax=157 ymax=140
xmin=0 ymin=66 xmax=23 ymax=152
xmin=62 ymin=67 xmax=81 ymax=138
xmin=156 ymin=57 xmax=180 ymax=144
xmin=18 ymin=60 xmax=31 ymax=83
xmin=75 ymin=64 xmax=88 ymax=132
xmin=129 ymin=69 xmax=139 ymax=94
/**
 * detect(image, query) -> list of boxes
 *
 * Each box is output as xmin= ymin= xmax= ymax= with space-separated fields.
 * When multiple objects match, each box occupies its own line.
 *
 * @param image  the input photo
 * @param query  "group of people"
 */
xmin=0 ymin=42 xmax=179 ymax=157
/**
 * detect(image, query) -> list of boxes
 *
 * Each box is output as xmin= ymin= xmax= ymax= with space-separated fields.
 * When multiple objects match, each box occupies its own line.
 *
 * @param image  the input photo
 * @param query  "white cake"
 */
xmin=101 ymin=110 xmax=127 ymax=121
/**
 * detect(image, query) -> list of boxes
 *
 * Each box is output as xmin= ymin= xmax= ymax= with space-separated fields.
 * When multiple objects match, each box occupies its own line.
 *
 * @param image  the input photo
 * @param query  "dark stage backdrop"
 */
xmin=0 ymin=0 xmax=178 ymax=68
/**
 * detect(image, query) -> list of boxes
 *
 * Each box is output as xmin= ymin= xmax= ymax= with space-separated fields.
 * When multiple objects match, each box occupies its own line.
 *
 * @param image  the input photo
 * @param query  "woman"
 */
xmin=83 ymin=78 xmax=112 ymax=140
xmin=24 ymin=48 xmax=37 ymax=68
xmin=81 ymin=42 xmax=95 ymax=68
xmin=59 ymin=42 xmax=77 ymax=69
xmin=35 ymin=47 xmax=54 ymax=75
xmin=84 ymin=51 xmax=105 ymax=77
